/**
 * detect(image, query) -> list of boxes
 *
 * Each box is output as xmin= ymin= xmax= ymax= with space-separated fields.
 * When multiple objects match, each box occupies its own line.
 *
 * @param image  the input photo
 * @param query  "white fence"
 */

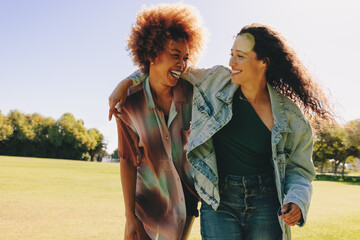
xmin=102 ymin=156 xmax=120 ymax=163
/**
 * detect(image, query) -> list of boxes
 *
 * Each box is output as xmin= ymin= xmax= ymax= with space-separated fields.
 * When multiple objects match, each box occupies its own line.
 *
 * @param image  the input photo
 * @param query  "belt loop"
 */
xmin=258 ymin=174 xmax=262 ymax=186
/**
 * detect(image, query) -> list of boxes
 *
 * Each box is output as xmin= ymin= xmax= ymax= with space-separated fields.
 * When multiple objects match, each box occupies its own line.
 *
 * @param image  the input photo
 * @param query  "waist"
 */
xmin=220 ymin=173 xmax=275 ymax=189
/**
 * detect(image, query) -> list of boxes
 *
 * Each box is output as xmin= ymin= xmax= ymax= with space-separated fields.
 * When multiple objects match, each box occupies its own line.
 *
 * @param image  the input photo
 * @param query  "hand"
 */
xmin=108 ymin=78 xmax=133 ymax=121
xmin=124 ymin=214 xmax=151 ymax=240
xmin=278 ymin=202 xmax=302 ymax=226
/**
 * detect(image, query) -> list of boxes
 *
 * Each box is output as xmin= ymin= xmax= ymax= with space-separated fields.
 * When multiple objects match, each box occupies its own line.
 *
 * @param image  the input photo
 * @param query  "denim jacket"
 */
xmin=183 ymin=65 xmax=315 ymax=240
xmin=129 ymin=65 xmax=316 ymax=240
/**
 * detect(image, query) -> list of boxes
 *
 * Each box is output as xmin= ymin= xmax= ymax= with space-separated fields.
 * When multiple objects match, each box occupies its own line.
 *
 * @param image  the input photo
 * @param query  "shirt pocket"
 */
xmin=192 ymin=92 xmax=214 ymax=129
xmin=276 ymin=149 xmax=291 ymax=182
xmin=276 ymin=152 xmax=287 ymax=182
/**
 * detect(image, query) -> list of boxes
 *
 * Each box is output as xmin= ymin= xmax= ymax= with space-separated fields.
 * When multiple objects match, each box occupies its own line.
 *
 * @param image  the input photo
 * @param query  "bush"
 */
xmin=315 ymin=174 xmax=360 ymax=183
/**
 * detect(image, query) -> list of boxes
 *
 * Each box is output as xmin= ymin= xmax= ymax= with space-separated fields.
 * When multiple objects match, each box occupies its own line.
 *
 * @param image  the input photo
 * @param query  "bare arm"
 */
xmin=108 ymin=70 xmax=149 ymax=121
xmin=108 ymin=78 xmax=133 ymax=121
xmin=108 ymin=67 xmax=218 ymax=121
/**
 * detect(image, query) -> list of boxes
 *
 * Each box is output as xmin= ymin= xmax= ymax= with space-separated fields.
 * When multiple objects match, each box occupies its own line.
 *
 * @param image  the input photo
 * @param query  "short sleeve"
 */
xmin=115 ymin=115 xmax=141 ymax=166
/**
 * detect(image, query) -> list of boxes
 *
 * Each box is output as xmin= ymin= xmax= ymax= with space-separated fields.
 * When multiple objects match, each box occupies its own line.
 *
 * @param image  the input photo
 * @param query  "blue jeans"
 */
xmin=200 ymin=173 xmax=282 ymax=240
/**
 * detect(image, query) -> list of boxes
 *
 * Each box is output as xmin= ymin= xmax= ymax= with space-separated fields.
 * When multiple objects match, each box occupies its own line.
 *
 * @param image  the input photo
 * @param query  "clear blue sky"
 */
xmin=1 ymin=0 xmax=359 ymax=153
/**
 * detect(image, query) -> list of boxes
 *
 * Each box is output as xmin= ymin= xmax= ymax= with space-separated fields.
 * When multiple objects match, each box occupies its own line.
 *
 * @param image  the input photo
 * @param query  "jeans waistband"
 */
xmin=220 ymin=172 xmax=275 ymax=188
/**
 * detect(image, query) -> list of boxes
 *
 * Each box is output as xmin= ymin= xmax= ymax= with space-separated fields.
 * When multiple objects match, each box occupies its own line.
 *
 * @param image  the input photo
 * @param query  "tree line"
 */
xmin=1 ymin=109 xmax=359 ymax=172
xmin=0 ymin=110 xmax=106 ymax=161
xmin=313 ymin=118 xmax=360 ymax=176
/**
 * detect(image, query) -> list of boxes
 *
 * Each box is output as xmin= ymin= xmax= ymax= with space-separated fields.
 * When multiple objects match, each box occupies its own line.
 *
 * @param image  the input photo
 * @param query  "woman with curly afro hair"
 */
xmin=111 ymin=3 xmax=206 ymax=240
xmin=110 ymin=23 xmax=334 ymax=239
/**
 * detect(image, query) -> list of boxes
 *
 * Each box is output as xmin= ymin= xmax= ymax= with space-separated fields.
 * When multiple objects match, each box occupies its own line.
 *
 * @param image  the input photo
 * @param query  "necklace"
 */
xmin=238 ymin=94 xmax=248 ymax=102
xmin=238 ymin=89 xmax=248 ymax=102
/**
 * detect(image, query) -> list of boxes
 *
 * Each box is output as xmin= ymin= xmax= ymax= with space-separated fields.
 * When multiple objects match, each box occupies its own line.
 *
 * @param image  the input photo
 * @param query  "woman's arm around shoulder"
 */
xmin=182 ymin=65 xmax=230 ymax=86
xmin=108 ymin=70 xmax=148 ymax=120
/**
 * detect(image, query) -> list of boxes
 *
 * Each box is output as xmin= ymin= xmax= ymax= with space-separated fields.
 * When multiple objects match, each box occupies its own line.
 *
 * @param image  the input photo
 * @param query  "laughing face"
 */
xmin=229 ymin=33 xmax=267 ymax=86
xmin=150 ymin=38 xmax=189 ymax=87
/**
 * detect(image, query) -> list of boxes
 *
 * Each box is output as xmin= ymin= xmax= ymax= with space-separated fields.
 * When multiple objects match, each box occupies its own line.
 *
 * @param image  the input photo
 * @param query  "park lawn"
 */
xmin=0 ymin=156 xmax=359 ymax=240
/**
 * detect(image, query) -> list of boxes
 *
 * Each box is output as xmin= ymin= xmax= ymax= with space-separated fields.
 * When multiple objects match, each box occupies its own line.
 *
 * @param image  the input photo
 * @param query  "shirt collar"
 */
xmin=215 ymin=79 xmax=239 ymax=104
xmin=143 ymin=76 xmax=189 ymax=109
xmin=214 ymin=79 xmax=291 ymax=133
xmin=143 ymin=76 xmax=156 ymax=109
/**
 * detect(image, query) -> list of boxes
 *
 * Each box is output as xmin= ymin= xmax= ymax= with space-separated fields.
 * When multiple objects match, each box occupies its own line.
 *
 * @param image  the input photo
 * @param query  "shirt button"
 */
xmin=166 ymin=136 xmax=169 ymax=140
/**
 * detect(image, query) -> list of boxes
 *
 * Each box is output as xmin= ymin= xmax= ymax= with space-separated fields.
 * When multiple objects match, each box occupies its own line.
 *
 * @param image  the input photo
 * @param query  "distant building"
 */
xmin=102 ymin=156 xmax=120 ymax=163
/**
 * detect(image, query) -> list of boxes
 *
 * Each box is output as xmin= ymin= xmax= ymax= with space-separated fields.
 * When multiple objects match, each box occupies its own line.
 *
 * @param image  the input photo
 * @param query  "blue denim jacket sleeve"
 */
xmin=283 ymin=121 xmax=315 ymax=227
xmin=128 ymin=70 xmax=147 ymax=86
xmin=128 ymin=68 xmax=203 ymax=86
xmin=182 ymin=67 xmax=220 ymax=85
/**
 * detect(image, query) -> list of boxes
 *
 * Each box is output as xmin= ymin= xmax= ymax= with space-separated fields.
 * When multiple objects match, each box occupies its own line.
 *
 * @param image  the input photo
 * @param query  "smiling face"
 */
xmin=150 ymin=38 xmax=189 ymax=87
xmin=229 ymin=33 xmax=267 ymax=87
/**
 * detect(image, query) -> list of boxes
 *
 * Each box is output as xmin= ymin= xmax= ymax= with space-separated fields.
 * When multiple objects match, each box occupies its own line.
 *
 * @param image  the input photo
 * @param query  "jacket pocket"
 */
xmin=276 ymin=152 xmax=287 ymax=183
xmin=193 ymin=90 xmax=213 ymax=116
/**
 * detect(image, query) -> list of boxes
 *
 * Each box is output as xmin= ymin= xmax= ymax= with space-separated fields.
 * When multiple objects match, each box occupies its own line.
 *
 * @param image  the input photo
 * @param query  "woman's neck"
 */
xmin=148 ymin=73 xmax=173 ymax=111
xmin=240 ymin=80 xmax=269 ymax=104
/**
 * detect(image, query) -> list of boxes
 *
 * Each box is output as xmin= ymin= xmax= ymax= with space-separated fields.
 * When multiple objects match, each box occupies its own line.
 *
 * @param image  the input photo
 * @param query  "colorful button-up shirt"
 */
xmin=115 ymin=76 xmax=195 ymax=240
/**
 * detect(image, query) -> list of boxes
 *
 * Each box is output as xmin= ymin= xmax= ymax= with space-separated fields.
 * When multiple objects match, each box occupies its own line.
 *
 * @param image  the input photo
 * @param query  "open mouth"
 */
xmin=231 ymin=70 xmax=242 ymax=75
xmin=170 ymin=70 xmax=182 ymax=79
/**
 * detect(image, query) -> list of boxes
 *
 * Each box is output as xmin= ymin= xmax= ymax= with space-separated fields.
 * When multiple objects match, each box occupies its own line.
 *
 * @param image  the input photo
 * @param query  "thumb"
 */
xmin=281 ymin=203 xmax=291 ymax=214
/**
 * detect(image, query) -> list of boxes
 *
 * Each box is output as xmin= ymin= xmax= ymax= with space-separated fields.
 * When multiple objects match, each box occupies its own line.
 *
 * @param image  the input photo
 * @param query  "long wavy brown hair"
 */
xmin=239 ymin=23 xmax=334 ymax=120
xmin=127 ymin=3 xmax=205 ymax=73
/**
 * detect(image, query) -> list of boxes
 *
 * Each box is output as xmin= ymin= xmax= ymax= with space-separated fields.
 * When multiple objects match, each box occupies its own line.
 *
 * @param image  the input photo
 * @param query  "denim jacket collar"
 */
xmin=215 ymin=80 xmax=292 ymax=134
xmin=215 ymin=80 xmax=239 ymax=104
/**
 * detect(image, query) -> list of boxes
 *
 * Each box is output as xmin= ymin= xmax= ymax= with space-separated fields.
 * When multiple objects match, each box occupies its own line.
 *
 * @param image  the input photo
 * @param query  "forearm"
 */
xmin=120 ymin=158 xmax=137 ymax=218
xmin=109 ymin=78 xmax=133 ymax=104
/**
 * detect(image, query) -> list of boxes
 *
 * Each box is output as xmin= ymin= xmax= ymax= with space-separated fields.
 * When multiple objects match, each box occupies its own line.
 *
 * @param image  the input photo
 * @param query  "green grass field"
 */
xmin=1 ymin=156 xmax=359 ymax=240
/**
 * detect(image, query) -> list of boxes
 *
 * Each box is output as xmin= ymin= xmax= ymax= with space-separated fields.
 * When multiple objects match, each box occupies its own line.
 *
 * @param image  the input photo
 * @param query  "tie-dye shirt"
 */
xmin=115 ymin=76 xmax=197 ymax=240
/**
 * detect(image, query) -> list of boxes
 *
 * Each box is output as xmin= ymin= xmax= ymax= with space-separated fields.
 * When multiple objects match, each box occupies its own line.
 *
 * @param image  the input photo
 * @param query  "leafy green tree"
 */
xmin=0 ymin=111 xmax=13 ymax=141
xmin=341 ymin=120 xmax=360 ymax=176
xmin=32 ymin=115 xmax=56 ymax=157
xmin=313 ymin=119 xmax=360 ymax=175
xmin=0 ymin=110 xmax=106 ymax=161
xmin=111 ymin=149 xmax=119 ymax=158
xmin=51 ymin=113 xmax=96 ymax=160
xmin=312 ymin=119 xmax=339 ymax=173
xmin=1 ymin=110 xmax=37 ymax=156
xmin=88 ymin=128 xmax=106 ymax=161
